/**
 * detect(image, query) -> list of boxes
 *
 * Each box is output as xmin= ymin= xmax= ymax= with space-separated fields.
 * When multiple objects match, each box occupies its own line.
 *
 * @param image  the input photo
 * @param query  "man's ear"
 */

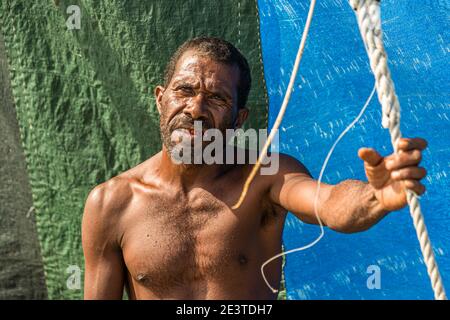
xmin=234 ymin=107 xmax=249 ymax=129
xmin=154 ymin=85 xmax=166 ymax=114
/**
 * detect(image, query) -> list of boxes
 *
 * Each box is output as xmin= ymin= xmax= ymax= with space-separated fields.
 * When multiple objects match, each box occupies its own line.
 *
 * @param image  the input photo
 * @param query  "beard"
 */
xmin=159 ymin=110 xmax=235 ymax=164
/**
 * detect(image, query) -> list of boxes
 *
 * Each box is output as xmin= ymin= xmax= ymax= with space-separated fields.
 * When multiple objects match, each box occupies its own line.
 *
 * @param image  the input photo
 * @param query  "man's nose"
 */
xmin=183 ymin=93 xmax=208 ymax=120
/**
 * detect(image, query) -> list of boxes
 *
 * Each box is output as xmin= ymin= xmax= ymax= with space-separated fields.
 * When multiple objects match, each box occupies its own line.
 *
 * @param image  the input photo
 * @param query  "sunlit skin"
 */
xmin=82 ymin=49 xmax=428 ymax=299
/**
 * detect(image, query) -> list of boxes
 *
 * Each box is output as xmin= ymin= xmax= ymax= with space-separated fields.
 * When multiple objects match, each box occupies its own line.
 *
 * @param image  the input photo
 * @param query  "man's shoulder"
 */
xmin=85 ymin=153 xmax=162 ymax=210
xmin=84 ymin=176 xmax=134 ymax=218
xmin=277 ymin=153 xmax=311 ymax=175
xmin=256 ymin=152 xmax=311 ymax=177
xmin=82 ymin=176 xmax=133 ymax=247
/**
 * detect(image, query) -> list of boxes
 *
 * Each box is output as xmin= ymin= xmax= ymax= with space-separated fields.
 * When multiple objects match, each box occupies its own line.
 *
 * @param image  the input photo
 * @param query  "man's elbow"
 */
xmin=325 ymin=214 xmax=373 ymax=234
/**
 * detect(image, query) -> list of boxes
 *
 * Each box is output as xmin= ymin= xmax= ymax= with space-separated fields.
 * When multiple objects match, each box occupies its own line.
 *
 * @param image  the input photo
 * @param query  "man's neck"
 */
xmin=156 ymin=146 xmax=226 ymax=191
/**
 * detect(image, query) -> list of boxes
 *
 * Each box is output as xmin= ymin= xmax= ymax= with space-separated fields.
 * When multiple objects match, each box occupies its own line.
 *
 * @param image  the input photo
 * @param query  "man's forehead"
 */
xmin=172 ymin=50 xmax=240 ymax=86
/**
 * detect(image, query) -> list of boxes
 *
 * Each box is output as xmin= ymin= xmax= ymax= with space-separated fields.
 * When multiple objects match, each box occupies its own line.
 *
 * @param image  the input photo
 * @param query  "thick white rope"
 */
xmin=349 ymin=0 xmax=447 ymax=300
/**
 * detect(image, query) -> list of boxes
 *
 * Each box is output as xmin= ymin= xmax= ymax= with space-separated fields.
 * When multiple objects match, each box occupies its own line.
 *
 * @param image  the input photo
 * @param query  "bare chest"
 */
xmin=121 ymin=187 xmax=268 ymax=296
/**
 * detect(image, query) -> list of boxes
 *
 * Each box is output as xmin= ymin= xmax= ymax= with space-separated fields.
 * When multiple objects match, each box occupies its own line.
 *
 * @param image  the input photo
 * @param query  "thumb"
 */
xmin=358 ymin=147 xmax=383 ymax=167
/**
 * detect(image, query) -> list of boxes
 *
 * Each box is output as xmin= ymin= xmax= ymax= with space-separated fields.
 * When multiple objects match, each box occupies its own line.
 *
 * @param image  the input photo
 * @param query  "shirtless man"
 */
xmin=82 ymin=37 xmax=428 ymax=299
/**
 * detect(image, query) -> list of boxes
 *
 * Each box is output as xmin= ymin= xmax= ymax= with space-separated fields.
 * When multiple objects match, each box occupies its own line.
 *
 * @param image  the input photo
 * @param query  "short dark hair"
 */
xmin=163 ymin=37 xmax=251 ymax=109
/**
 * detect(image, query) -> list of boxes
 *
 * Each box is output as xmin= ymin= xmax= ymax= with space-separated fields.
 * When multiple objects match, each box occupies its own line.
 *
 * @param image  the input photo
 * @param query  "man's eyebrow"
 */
xmin=206 ymin=86 xmax=233 ymax=100
xmin=172 ymin=78 xmax=233 ymax=100
xmin=171 ymin=77 xmax=197 ymax=86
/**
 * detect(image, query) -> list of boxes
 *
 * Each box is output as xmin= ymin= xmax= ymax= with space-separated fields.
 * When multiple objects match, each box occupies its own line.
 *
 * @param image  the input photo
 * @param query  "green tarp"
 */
xmin=0 ymin=0 xmax=268 ymax=298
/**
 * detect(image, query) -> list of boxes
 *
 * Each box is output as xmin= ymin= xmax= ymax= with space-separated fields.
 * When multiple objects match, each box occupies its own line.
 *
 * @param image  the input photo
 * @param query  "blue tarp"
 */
xmin=258 ymin=0 xmax=449 ymax=299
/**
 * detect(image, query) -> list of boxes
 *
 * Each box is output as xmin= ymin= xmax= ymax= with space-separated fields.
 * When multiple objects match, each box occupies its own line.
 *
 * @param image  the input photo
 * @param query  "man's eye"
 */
xmin=210 ymin=94 xmax=224 ymax=102
xmin=177 ymin=86 xmax=194 ymax=94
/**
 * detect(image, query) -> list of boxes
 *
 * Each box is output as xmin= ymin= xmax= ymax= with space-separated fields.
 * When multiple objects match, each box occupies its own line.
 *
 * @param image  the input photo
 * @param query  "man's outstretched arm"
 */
xmin=269 ymin=137 xmax=428 ymax=233
xmin=82 ymin=182 xmax=127 ymax=299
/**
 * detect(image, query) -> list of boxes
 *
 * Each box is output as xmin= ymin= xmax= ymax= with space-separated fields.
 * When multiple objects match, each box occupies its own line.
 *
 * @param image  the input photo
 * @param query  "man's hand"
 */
xmin=358 ymin=137 xmax=428 ymax=212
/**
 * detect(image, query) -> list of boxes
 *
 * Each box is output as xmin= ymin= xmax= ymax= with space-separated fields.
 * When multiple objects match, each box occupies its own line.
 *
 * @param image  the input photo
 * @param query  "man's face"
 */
xmin=156 ymin=50 xmax=245 ymax=154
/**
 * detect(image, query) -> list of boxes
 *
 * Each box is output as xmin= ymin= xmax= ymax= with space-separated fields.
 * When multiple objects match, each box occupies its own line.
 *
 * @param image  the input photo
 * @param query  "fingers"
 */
xmin=358 ymin=147 xmax=383 ymax=166
xmin=402 ymin=179 xmax=426 ymax=195
xmin=396 ymin=137 xmax=428 ymax=152
xmin=385 ymin=149 xmax=422 ymax=170
xmin=391 ymin=166 xmax=427 ymax=181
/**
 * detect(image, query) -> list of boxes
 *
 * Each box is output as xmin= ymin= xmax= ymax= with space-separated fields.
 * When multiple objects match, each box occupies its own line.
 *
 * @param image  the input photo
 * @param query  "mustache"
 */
xmin=169 ymin=116 xmax=212 ymax=132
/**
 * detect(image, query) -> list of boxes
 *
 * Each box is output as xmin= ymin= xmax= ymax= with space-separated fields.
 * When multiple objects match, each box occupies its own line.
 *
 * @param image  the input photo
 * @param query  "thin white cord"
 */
xmin=262 ymin=85 xmax=377 ymax=293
